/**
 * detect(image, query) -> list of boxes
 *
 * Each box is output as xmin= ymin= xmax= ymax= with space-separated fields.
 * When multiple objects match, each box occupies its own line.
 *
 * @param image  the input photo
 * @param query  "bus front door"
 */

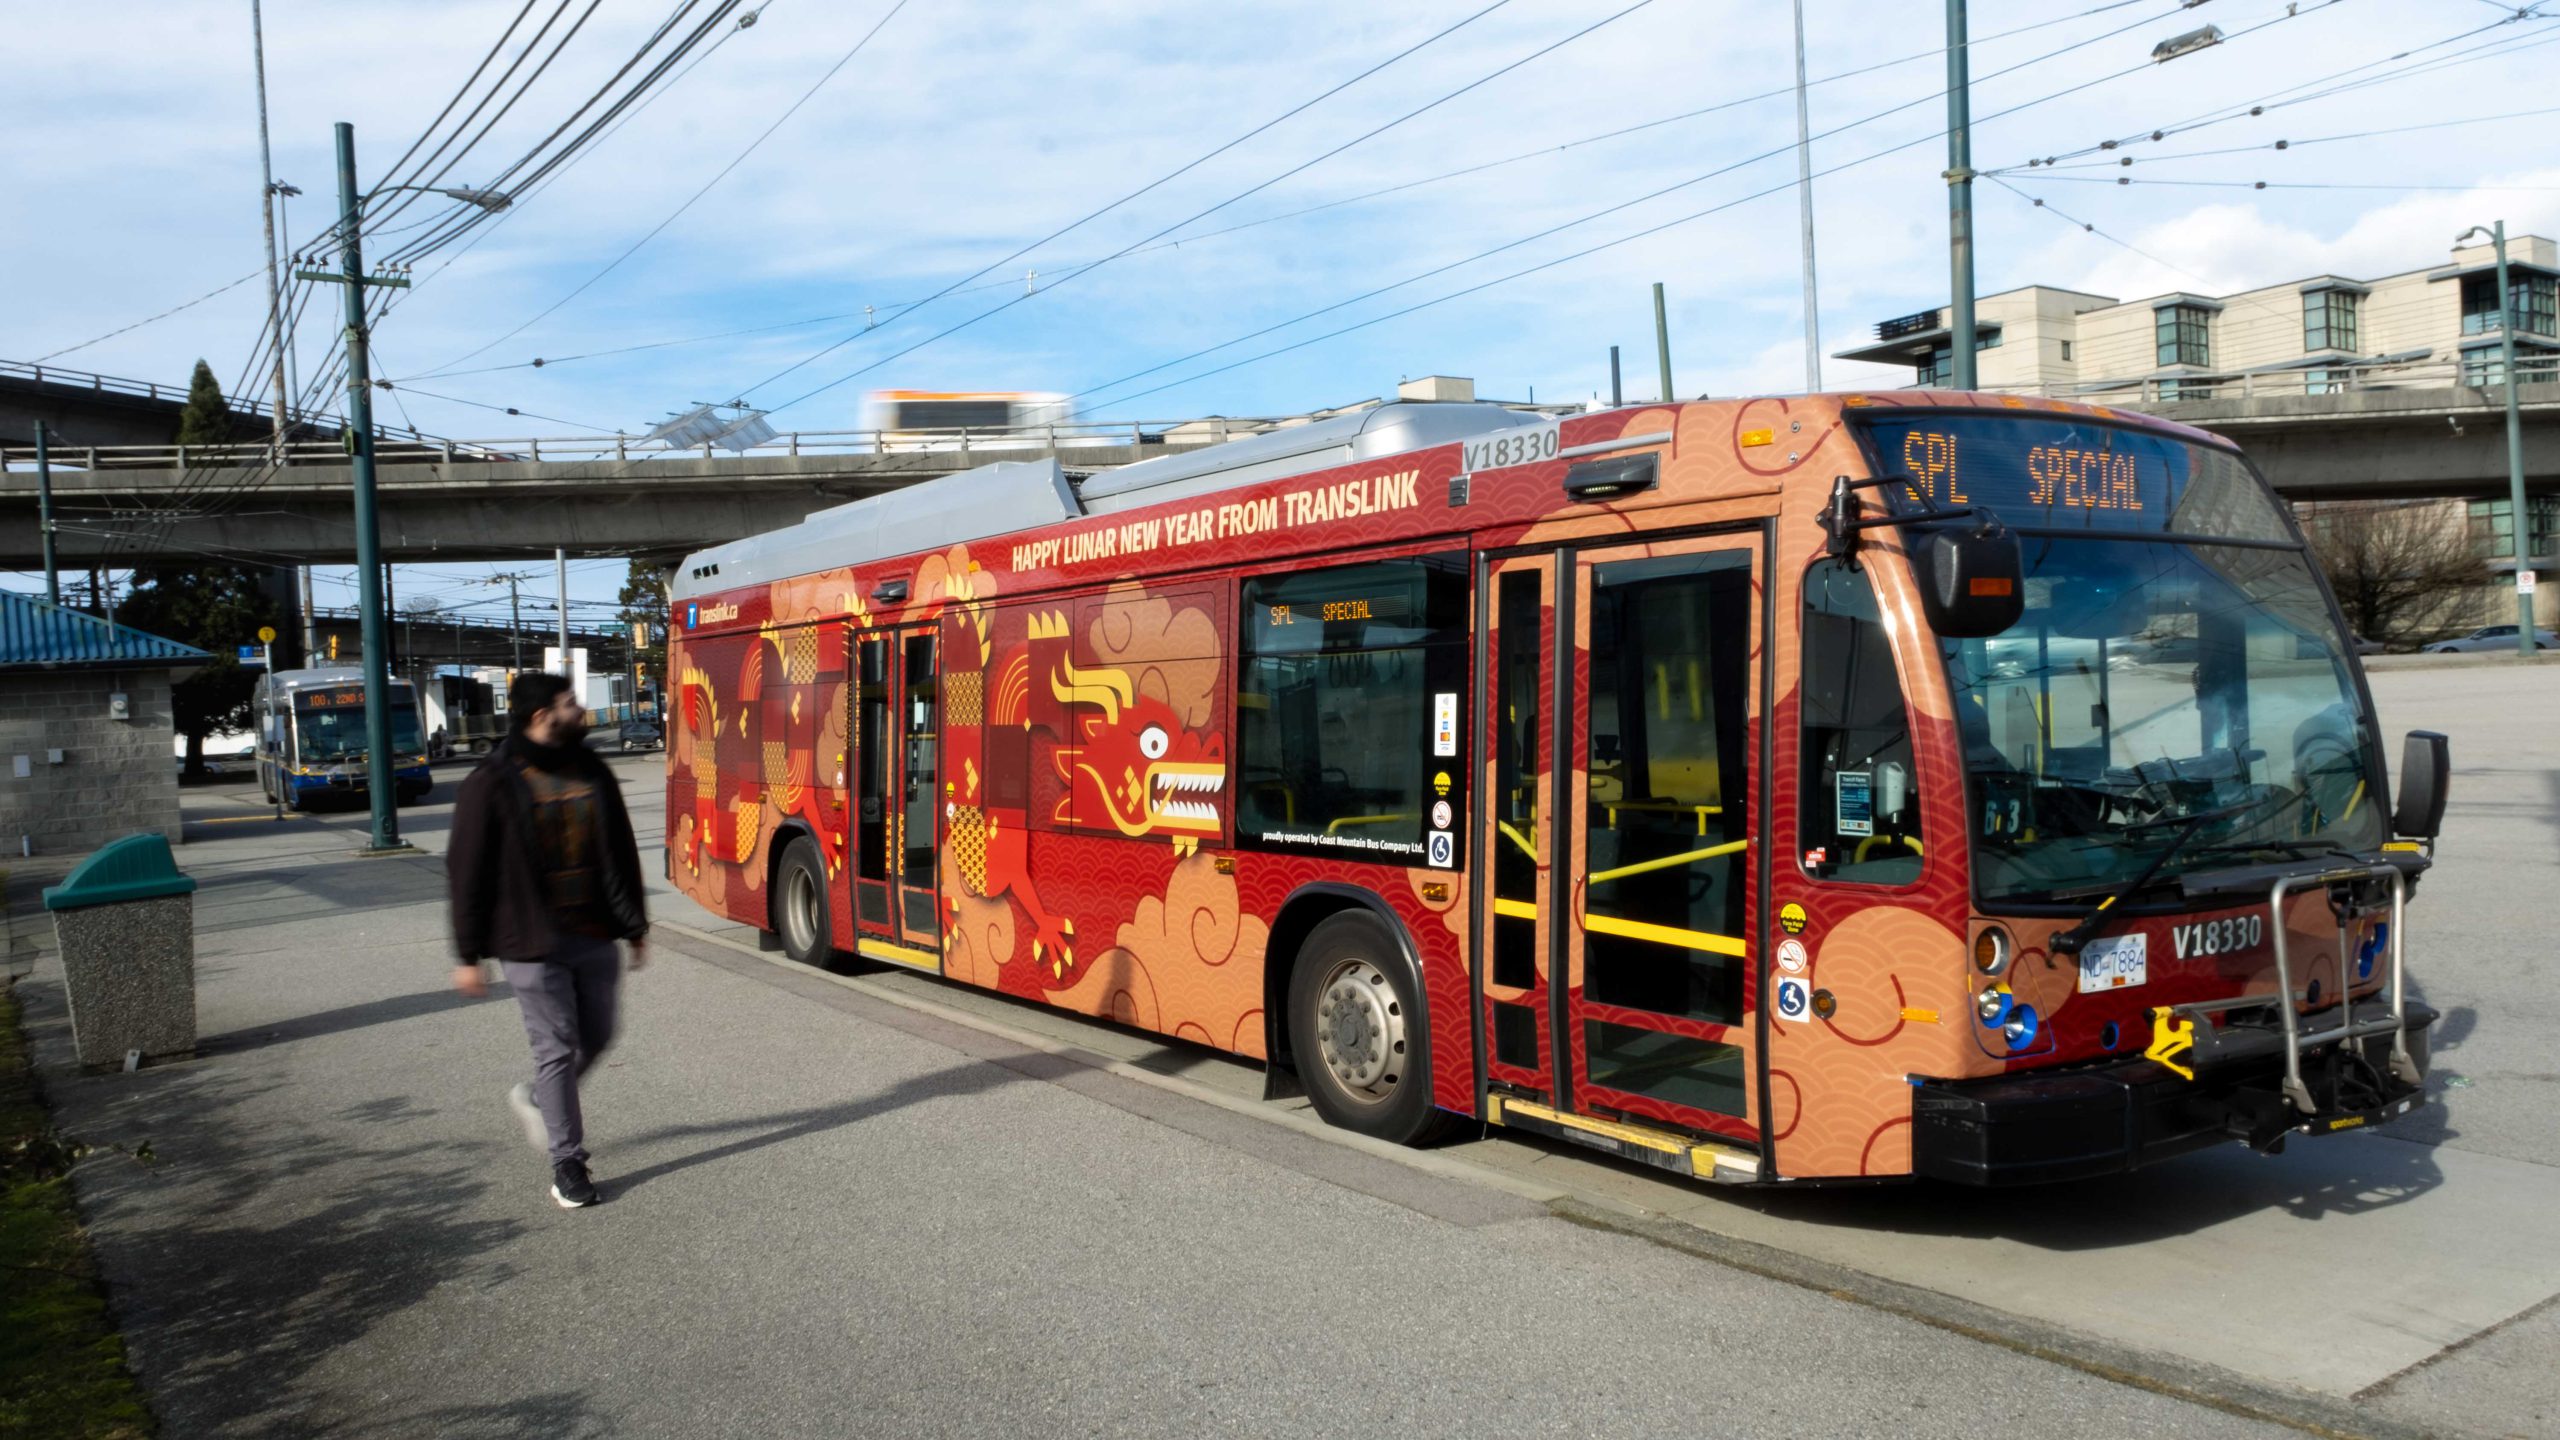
xmin=1478 ymin=530 xmax=1767 ymax=1158
xmin=851 ymin=628 xmax=943 ymax=969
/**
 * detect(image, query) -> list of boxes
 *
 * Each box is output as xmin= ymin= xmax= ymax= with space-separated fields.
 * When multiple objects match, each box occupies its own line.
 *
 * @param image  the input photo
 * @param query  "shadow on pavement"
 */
xmin=199 ymin=986 xmax=513 ymax=1056
xmin=316 ymin=1392 xmax=610 ymax=1440
xmin=1739 ymin=1132 xmax=2446 ymax=1248
xmin=605 ymin=1052 xmax=1080 ymax=1196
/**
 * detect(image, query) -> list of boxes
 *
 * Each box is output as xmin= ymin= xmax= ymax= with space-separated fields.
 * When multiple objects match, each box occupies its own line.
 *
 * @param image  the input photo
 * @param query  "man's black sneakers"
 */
xmin=551 ymin=1158 xmax=600 ymax=1209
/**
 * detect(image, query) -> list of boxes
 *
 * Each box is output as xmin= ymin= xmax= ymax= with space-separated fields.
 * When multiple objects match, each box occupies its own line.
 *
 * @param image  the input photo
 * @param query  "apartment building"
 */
xmin=1836 ymin=233 xmax=2560 ymax=400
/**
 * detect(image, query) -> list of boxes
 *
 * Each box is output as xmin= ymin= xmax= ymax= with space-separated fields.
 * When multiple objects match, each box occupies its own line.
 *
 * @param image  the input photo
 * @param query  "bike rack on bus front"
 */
xmin=2151 ymin=861 xmax=2418 ymax=1116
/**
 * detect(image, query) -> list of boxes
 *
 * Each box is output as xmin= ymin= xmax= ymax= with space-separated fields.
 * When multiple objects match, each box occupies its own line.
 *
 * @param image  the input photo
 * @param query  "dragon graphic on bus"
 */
xmin=943 ymin=606 xmax=1228 ymax=977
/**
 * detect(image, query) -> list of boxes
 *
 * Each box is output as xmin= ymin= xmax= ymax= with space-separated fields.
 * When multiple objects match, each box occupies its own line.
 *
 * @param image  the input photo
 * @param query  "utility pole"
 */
xmin=299 ymin=567 xmax=317 ymax=666
xmin=297 ymin=122 xmax=414 ymax=854
xmin=34 ymin=421 xmax=59 ymax=604
xmin=1609 ymin=345 xmax=1622 ymax=407
xmin=250 ymin=0 xmax=294 ymax=463
xmin=556 ymin=546 xmax=570 ymax=668
xmin=1792 ymin=0 xmax=1823 ymax=393
xmin=1945 ymin=0 xmax=1979 ymax=390
xmin=508 ymin=573 xmax=525 ymax=677
xmin=1652 ymin=283 xmax=1675 ymax=403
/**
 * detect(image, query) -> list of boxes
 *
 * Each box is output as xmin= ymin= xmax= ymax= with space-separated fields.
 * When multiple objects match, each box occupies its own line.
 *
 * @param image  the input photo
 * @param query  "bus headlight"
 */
xmin=1972 ymin=926 xmax=2013 ymax=977
xmin=2003 ymin=1003 xmax=2042 ymax=1050
xmin=1975 ymin=985 xmax=2014 ymax=1027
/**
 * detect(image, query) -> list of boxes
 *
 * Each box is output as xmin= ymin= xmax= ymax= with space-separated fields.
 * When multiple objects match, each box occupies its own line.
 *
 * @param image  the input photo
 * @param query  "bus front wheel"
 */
xmin=1286 ymin=910 xmax=1447 ymax=1146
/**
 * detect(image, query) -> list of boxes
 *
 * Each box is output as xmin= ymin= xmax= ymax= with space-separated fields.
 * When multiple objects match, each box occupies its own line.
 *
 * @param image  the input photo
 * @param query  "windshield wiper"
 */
xmin=2047 ymin=803 xmax=2241 ymax=956
xmin=2046 ymin=786 xmax=2313 ymax=955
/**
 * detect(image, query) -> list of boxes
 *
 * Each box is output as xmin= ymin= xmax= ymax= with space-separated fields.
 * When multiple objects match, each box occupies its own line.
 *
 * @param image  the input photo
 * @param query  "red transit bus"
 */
xmin=666 ymin=391 xmax=2444 ymax=1185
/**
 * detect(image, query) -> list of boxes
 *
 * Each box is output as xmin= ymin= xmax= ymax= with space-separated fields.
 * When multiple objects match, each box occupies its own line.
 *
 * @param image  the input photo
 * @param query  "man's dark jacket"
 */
xmin=448 ymin=735 xmax=649 ymax=963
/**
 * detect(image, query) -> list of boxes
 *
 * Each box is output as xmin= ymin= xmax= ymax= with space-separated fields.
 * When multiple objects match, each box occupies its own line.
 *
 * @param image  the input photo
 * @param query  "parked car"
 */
xmin=615 ymin=716 xmax=664 ymax=751
xmin=2349 ymin=632 xmax=2387 ymax=656
xmin=2424 ymin=624 xmax=2558 ymax=653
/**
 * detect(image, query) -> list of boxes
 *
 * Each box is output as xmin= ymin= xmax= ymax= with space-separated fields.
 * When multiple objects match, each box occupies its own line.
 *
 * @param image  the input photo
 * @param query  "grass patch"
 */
xmin=0 ymin=978 xmax=155 ymax=1439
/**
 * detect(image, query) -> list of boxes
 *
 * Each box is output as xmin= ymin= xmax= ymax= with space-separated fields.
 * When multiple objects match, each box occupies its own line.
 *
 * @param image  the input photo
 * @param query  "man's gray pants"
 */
xmin=503 ymin=934 xmax=622 ymax=1165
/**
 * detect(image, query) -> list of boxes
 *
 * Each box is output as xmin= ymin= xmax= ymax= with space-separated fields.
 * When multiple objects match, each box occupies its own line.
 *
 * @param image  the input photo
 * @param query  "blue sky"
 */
xmin=8 ymin=0 xmax=2557 ymax=620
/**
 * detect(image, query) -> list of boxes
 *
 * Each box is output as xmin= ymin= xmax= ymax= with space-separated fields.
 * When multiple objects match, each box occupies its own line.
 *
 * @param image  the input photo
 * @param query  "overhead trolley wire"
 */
xmin=1081 ymin=1 xmax=2339 ymax=415
xmin=721 ymin=0 xmax=1529 ymax=400
xmin=398 ymin=0 xmax=2177 ymax=385
xmin=1069 ymin=0 xmax=2228 ymax=411
xmin=30 ymin=266 xmax=272 ymax=364
xmin=375 ymin=0 xmax=758 ymax=269
xmin=413 ymin=0 xmax=904 ymax=377
xmin=750 ymin=0 xmax=1661 ymax=417
xmin=2005 ymin=6 xmax=2555 ymax=171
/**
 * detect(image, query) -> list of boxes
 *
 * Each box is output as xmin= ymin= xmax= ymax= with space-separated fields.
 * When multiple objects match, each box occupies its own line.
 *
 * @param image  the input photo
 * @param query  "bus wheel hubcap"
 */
xmin=785 ymin=868 xmax=816 ymax=952
xmin=1315 ymin=959 xmax=1402 ymax=1098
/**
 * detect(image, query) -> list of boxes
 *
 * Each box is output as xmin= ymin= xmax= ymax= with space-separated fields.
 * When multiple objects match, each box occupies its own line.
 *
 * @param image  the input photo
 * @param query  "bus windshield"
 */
xmin=294 ymin=688 xmax=425 ymax=761
xmin=1858 ymin=415 xmax=2384 ymax=907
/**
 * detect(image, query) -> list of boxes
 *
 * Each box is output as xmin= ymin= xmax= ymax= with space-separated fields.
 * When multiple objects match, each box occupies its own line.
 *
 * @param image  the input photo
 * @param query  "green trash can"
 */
xmin=44 ymin=833 xmax=199 ymax=1069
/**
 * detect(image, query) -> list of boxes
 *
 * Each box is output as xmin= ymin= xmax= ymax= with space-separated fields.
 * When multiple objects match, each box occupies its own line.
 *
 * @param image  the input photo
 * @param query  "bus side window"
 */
xmin=1799 ymin=560 xmax=1924 ymax=885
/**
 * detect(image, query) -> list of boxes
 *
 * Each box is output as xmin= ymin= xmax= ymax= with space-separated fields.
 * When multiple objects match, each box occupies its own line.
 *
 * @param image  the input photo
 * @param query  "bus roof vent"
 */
xmin=671 ymin=458 xmax=1082 ymax=602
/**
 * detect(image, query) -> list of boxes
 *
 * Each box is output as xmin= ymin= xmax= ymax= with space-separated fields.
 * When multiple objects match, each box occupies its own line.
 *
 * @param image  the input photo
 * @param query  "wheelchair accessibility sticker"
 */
xmin=1427 ymin=831 xmax=1455 ymax=868
xmin=1774 ymin=976 xmax=1811 ymax=1022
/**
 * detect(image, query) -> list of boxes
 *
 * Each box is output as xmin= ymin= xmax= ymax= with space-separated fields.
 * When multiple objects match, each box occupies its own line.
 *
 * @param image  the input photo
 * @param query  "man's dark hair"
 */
xmin=508 ymin=672 xmax=574 ymax=732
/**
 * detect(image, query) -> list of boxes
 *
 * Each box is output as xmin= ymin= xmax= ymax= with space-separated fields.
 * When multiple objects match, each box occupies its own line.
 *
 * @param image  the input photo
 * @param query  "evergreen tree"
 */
xmin=175 ymin=358 xmax=232 ymax=451
xmin=118 ymin=565 xmax=280 ymax=776
xmin=615 ymin=557 xmax=670 ymax=708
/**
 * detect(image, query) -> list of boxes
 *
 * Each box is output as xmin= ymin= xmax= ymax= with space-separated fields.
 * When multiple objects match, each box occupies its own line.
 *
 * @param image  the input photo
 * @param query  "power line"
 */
xmin=1994 ymin=101 xmax=2560 ymax=174
xmin=2005 ymin=174 xmax=2560 ymax=192
xmin=1070 ymin=0 xmax=2220 ymax=411
xmin=30 ymin=266 xmax=272 ymax=363
xmin=1084 ymin=2 xmax=2343 ymax=414
xmin=2009 ymin=8 xmax=2557 ymax=170
xmin=752 ymin=0 xmax=1661 ymax=418
xmin=414 ymin=0 xmax=905 ymax=375
xmin=395 ymin=0 xmax=2174 ymax=386
xmin=701 ymin=0 xmax=1529 ymax=401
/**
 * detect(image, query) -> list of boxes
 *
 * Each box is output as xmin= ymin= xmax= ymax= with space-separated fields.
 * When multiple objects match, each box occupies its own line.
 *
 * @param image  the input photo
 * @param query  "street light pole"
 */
xmin=1945 ymin=0 xmax=1978 ymax=391
xmin=556 ymin=546 xmax=570 ymax=670
xmin=250 ymin=0 xmax=294 ymax=463
xmin=2470 ymin=221 xmax=2537 ymax=657
xmin=35 ymin=421 xmax=59 ymax=605
xmin=1791 ymin=0 xmax=1823 ymax=393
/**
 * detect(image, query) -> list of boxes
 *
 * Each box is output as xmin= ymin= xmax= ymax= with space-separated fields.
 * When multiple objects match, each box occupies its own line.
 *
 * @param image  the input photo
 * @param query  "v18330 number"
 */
xmin=1462 ymin=422 xmax=1560 ymax=474
xmin=2172 ymin=914 xmax=2264 ymax=960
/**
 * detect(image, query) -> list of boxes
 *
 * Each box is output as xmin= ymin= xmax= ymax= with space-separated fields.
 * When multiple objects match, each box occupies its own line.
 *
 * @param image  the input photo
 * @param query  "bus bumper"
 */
xmin=1908 ymin=999 xmax=2436 ymax=1187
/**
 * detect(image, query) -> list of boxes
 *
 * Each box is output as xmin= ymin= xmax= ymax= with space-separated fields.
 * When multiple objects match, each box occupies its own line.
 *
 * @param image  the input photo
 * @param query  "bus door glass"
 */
xmin=1477 ymin=532 xmax=1766 ymax=1142
xmin=898 ymin=630 xmax=941 ymax=941
xmin=853 ymin=636 xmax=895 ymax=934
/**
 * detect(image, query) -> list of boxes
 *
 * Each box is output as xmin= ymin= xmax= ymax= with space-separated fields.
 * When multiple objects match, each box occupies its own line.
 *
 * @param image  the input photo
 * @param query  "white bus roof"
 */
xmin=671 ymin=400 xmax=1538 ymax=604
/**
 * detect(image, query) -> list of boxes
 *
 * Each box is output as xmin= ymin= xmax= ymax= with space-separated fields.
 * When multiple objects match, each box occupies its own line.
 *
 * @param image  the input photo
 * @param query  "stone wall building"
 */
xmin=0 ymin=590 xmax=209 ymax=858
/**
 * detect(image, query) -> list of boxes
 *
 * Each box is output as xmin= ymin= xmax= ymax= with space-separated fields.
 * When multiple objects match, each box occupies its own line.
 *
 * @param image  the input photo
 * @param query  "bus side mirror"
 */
xmin=2392 ymin=730 xmax=2450 ymax=840
xmin=1911 ymin=521 xmax=2024 ymax=639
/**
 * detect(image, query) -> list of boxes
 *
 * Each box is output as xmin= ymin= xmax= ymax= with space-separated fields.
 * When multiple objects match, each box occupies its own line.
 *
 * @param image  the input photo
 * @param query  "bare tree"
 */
xmin=2298 ymin=500 xmax=2486 ymax=647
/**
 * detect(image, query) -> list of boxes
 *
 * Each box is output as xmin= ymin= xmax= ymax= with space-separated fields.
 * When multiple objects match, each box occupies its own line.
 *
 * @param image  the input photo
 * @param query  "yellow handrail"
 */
xmin=1325 ymin=811 xmax=1414 ymax=835
xmin=1851 ymin=834 xmax=1923 ymax=863
xmin=1497 ymin=821 xmax=1537 ymax=860
xmin=1587 ymin=837 xmax=1750 ymax=885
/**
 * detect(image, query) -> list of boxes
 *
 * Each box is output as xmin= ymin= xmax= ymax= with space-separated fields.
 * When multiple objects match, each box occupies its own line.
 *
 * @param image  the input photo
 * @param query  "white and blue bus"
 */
xmin=251 ymin=667 xmax=434 ymax=810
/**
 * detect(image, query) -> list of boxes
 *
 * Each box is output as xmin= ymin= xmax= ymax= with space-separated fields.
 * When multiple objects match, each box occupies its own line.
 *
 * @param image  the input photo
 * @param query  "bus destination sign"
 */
xmin=1855 ymin=415 xmax=2290 ymax=541
xmin=300 ymin=686 xmax=368 ymax=709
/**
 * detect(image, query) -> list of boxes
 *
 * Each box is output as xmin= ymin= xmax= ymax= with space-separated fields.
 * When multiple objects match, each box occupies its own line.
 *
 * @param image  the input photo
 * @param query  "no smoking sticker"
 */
xmin=1775 ymin=938 xmax=1809 ymax=975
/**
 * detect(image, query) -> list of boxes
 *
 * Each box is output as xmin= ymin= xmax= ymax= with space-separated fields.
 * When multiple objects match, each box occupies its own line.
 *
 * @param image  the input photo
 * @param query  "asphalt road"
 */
xmin=16 ymin=658 xmax=2554 ymax=1439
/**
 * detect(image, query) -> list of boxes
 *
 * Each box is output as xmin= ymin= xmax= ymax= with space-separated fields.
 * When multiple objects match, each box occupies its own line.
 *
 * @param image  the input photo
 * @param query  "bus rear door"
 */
xmin=1478 ymin=529 xmax=1768 ymax=1174
xmin=851 ymin=627 xmax=943 ymax=967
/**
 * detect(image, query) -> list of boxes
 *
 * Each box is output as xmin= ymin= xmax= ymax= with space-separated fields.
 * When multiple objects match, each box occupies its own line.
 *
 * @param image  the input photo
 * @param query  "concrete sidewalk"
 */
xmin=12 ymin=786 xmax=2309 ymax=1440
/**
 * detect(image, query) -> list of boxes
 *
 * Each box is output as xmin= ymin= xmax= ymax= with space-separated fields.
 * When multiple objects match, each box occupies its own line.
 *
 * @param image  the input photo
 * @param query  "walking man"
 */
xmin=449 ymin=674 xmax=649 ymax=1208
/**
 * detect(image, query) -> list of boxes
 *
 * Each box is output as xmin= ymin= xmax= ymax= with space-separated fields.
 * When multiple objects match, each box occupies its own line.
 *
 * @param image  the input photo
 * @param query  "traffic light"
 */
xmin=328 ymin=634 xmax=339 ymax=661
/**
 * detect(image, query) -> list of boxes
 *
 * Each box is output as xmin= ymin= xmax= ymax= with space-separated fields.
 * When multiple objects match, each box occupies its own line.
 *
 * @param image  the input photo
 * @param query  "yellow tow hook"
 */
xmin=2146 ymin=1006 xmax=2197 ymax=1081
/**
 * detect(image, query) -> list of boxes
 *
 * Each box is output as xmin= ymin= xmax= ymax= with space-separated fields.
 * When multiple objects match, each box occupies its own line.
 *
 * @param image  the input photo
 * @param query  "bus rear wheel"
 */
xmin=1287 ymin=910 xmax=1446 ymax=1146
xmin=773 ymin=837 xmax=843 ymax=971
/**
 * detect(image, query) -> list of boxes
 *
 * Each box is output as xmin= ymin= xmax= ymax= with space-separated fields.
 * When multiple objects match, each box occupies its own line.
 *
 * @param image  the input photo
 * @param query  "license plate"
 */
xmin=2077 ymin=933 xmax=2148 ymax=993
